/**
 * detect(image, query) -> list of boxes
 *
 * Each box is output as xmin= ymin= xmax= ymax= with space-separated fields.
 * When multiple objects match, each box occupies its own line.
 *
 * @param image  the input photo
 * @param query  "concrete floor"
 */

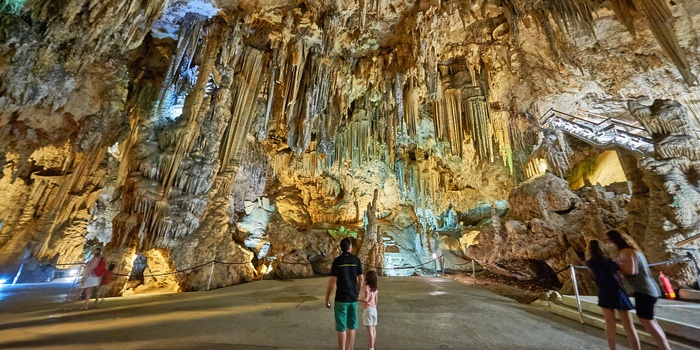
xmin=0 ymin=276 xmax=647 ymax=349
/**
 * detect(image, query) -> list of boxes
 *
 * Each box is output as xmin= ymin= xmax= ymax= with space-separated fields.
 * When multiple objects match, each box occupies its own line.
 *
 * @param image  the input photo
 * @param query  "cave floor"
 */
xmin=0 ymin=276 xmax=656 ymax=349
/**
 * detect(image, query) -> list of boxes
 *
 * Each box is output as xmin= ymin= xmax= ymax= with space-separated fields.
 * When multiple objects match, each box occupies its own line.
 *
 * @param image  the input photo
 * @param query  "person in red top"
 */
xmin=64 ymin=248 xmax=103 ymax=311
xmin=93 ymin=263 xmax=115 ymax=308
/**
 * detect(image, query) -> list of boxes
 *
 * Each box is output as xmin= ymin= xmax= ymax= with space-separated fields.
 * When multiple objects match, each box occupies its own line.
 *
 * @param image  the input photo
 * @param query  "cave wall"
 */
xmin=0 ymin=0 xmax=699 ymax=290
xmin=459 ymin=100 xmax=700 ymax=290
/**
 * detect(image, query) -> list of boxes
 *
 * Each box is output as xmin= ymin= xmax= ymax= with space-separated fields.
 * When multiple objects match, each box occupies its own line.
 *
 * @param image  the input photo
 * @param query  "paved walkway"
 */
xmin=0 ymin=277 xmax=654 ymax=349
xmin=577 ymin=295 xmax=700 ymax=331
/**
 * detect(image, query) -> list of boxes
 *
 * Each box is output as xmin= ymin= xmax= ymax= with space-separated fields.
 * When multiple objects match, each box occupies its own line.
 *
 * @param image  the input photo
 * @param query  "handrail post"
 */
xmin=686 ymin=252 xmax=700 ymax=286
xmin=441 ymin=255 xmax=444 ymax=276
xmin=472 ymin=260 xmax=476 ymax=286
xmin=570 ymin=264 xmax=584 ymax=324
xmin=67 ymin=265 xmax=83 ymax=301
xmin=207 ymin=260 xmax=215 ymax=291
xmin=12 ymin=263 xmax=24 ymax=285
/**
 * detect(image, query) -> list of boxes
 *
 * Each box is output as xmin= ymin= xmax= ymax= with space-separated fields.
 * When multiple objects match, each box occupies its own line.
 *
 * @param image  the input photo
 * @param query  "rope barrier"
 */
xmin=442 ymin=256 xmax=477 ymax=266
xmin=113 ymin=260 xmax=217 ymax=278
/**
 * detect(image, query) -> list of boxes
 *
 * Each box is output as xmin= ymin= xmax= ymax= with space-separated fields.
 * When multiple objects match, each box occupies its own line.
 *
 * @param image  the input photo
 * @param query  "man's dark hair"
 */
xmin=340 ymin=237 xmax=352 ymax=252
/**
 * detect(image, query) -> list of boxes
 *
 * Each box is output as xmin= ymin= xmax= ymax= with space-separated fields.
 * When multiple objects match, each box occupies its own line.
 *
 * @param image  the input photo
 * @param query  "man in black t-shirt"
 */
xmin=325 ymin=237 xmax=364 ymax=350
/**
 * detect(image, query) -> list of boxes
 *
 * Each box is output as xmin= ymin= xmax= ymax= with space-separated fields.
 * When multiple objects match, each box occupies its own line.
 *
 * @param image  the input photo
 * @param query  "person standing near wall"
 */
xmin=93 ymin=263 xmax=115 ymax=308
xmin=607 ymin=229 xmax=671 ymax=350
xmin=325 ymin=237 xmax=364 ymax=350
xmin=65 ymin=248 xmax=104 ymax=310
xmin=587 ymin=240 xmax=640 ymax=350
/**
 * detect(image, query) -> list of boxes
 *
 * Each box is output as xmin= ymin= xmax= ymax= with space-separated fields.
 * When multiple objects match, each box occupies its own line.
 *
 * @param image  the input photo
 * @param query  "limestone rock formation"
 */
xmin=357 ymin=189 xmax=385 ymax=274
xmin=467 ymin=174 xmax=604 ymax=281
xmin=625 ymin=100 xmax=700 ymax=284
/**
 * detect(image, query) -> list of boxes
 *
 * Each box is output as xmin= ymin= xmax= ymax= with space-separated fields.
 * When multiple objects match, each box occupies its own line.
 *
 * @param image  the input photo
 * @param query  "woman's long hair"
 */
xmin=606 ymin=229 xmax=633 ymax=251
xmin=587 ymin=240 xmax=606 ymax=262
xmin=365 ymin=270 xmax=378 ymax=292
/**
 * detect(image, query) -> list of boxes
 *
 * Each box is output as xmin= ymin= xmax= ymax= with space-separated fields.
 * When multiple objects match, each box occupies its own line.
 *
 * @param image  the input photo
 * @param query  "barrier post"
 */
xmin=207 ymin=261 xmax=215 ymax=291
xmin=570 ymin=264 xmax=584 ymax=324
xmin=67 ymin=265 xmax=83 ymax=301
xmin=440 ymin=255 xmax=444 ymax=276
xmin=686 ymin=252 xmax=700 ymax=286
xmin=12 ymin=263 xmax=24 ymax=285
xmin=434 ymin=258 xmax=438 ymax=277
xmin=471 ymin=260 xmax=476 ymax=286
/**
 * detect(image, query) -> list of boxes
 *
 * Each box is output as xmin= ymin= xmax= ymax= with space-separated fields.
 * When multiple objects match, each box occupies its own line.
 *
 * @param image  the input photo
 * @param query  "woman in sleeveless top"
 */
xmin=587 ymin=240 xmax=640 ymax=350
xmin=607 ymin=229 xmax=671 ymax=350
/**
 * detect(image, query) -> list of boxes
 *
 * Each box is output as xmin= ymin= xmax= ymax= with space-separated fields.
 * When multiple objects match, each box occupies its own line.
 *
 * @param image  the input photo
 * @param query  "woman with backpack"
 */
xmin=607 ymin=229 xmax=671 ymax=350
xmin=64 ymin=247 xmax=105 ymax=310
xmin=586 ymin=240 xmax=640 ymax=350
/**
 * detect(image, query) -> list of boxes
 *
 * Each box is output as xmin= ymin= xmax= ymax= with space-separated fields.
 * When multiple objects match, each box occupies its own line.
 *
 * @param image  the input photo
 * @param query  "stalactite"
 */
xmin=542 ymin=0 xmax=597 ymax=35
xmin=219 ymin=47 xmax=265 ymax=171
xmin=36 ymin=145 xmax=108 ymax=259
xmin=434 ymin=85 xmax=463 ymax=156
xmin=533 ymin=9 xmax=563 ymax=63
xmin=678 ymin=96 xmax=700 ymax=132
xmin=500 ymin=0 xmax=521 ymax=41
xmin=288 ymin=56 xmax=333 ymax=155
xmin=110 ymin=20 xmax=264 ymax=251
xmin=155 ymin=14 xmax=206 ymax=118
xmin=422 ymin=7 xmax=441 ymax=100
xmin=492 ymin=110 xmax=514 ymax=173
xmin=465 ymin=95 xmax=494 ymax=162
xmin=277 ymin=42 xmax=309 ymax=145
xmin=159 ymin=16 xmax=221 ymax=195
xmin=404 ymin=83 xmax=420 ymax=137
xmin=630 ymin=0 xmax=696 ymax=86
xmin=395 ymin=73 xmax=406 ymax=138
xmin=609 ymin=0 xmax=636 ymax=36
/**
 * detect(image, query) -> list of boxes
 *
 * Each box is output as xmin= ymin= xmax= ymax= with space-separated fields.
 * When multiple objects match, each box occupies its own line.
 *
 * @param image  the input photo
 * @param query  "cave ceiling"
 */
xmin=0 ymin=0 xmax=698 ymax=275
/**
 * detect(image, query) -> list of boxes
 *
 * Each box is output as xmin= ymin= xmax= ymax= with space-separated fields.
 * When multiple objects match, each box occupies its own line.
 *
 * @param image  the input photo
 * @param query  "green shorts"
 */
xmin=334 ymin=301 xmax=358 ymax=332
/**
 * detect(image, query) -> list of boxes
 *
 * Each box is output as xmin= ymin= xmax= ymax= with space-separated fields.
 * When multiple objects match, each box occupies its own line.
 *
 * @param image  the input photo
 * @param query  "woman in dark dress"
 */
xmin=587 ymin=240 xmax=640 ymax=350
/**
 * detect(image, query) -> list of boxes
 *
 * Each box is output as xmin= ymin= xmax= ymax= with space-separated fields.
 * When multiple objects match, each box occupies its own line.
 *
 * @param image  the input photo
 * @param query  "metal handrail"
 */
xmin=540 ymin=108 xmax=649 ymax=136
xmin=575 ymin=109 xmax=647 ymax=132
xmin=539 ymin=108 xmax=655 ymax=157
xmin=541 ymin=109 xmax=653 ymax=143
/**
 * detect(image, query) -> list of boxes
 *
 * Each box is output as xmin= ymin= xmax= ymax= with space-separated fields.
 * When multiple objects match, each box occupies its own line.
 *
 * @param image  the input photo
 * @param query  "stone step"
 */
xmin=551 ymin=295 xmax=700 ymax=349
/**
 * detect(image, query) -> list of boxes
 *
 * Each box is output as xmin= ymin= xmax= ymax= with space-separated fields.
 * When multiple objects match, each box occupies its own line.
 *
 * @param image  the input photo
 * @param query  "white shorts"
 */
xmin=363 ymin=307 xmax=377 ymax=326
xmin=81 ymin=275 xmax=101 ymax=288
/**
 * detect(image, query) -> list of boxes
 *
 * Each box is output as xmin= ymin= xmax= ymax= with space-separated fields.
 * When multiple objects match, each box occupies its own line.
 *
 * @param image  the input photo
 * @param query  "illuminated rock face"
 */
xmin=467 ymin=173 xmax=623 ymax=282
xmin=0 ymin=0 xmax=699 ymax=290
